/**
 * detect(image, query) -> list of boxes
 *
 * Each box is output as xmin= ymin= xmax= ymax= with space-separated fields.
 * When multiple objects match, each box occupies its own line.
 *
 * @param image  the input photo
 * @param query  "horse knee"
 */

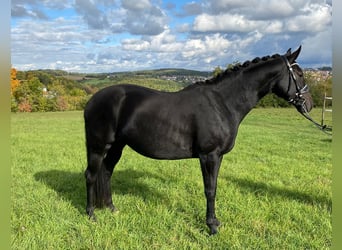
xmin=204 ymin=189 xmax=216 ymax=199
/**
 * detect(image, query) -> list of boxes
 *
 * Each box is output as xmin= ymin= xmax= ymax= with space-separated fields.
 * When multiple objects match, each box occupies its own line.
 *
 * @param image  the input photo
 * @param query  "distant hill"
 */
xmin=131 ymin=68 xmax=210 ymax=77
xmin=32 ymin=68 xmax=209 ymax=79
xmin=317 ymin=66 xmax=332 ymax=71
xmin=49 ymin=68 xmax=211 ymax=90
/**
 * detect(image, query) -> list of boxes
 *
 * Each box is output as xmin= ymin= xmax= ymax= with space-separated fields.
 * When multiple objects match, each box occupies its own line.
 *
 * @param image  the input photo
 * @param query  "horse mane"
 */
xmin=195 ymin=53 xmax=281 ymax=86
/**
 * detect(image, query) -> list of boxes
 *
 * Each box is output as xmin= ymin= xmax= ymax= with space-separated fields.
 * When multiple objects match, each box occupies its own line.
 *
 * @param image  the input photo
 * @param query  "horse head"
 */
xmin=273 ymin=46 xmax=314 ymax=114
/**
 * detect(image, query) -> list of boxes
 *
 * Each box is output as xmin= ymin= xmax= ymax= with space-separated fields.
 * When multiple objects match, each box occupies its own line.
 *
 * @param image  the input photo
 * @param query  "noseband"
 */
xmin=282 ymin=56 xmax=331 ymax=135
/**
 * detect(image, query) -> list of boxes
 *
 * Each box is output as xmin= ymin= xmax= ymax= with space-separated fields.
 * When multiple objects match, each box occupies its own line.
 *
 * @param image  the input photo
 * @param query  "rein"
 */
xmin=283 ymin=56 xmax=332 ymax=135
xmin=300 ymin=105 xmax=332 ymax=135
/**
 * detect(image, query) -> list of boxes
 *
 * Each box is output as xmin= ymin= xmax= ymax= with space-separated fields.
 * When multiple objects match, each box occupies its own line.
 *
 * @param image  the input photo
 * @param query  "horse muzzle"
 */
xmin=294 ymin=94 xmax=313 ymax=114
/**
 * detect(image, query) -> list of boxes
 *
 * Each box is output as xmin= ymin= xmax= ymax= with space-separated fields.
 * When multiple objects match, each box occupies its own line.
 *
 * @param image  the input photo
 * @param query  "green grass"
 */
xmin=11 ymin=109 xmax=332 ymax=249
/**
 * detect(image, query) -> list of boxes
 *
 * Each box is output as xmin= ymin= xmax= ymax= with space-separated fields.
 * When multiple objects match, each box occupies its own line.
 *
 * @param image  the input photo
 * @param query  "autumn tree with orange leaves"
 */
xmin=11 ymin=68 xmax=20 ymax=95
xmin=11 ymin=68 xmax=89 ymax=112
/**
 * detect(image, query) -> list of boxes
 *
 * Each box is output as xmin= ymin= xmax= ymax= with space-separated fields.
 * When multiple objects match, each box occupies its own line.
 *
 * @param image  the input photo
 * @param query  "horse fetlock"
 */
xmin=207 ymin=217 xmax=220 ymax=226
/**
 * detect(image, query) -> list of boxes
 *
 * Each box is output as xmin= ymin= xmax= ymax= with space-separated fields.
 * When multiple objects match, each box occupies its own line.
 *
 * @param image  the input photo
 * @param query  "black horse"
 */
xmin=84 ymin=46 xmax=313 ymax=235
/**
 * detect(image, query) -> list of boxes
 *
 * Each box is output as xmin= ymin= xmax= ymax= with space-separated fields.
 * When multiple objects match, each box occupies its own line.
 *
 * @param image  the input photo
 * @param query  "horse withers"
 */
xmin=84 ymin=46 xmax=313 ymax=235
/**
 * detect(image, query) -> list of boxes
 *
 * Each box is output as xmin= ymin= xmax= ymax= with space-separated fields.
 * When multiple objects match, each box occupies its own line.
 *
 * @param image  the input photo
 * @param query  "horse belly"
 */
xmin=123 ymin=118 xmax=195 ymax=160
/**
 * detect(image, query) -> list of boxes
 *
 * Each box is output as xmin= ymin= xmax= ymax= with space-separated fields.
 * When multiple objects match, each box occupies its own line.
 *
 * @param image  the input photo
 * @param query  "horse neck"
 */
xmin=213 ymin=59 xmax=284 ymax=121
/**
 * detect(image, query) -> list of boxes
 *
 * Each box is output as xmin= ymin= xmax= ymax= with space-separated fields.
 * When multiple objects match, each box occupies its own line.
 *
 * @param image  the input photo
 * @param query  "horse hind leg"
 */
xmin=85 ymin=141 xmax=124 ymax=220
xmin=85 ymin=149 xmax=105 ymax=221
xmin=101 ymin=143 xmax=124 ymax=213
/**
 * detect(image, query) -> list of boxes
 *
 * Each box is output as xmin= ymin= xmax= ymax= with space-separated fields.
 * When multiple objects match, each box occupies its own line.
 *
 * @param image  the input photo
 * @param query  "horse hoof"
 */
xmin=209 ymin=226 xmax=218 ymax=235
xmin=109 ymin=205 xmax=119 ymax=214
xmin=108 ymin=204 xmax=119 ymax=213
xmin=207 ymin=218 xmax=220 ymax=235
xmin=88 ymin=212 xmax=97 ymax=222
xmin=89 ymin=214 xmax=97 ymax=222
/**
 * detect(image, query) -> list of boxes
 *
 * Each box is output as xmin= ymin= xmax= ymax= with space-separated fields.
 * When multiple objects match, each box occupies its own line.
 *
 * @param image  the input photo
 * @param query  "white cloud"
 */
xmin=11 ymin=0 xmax=332 ymax=72
xmin=122 ymin=30 xmax=182 ymax=52
xmin=251 ymin=0 xmax=295 ymax=18
xmin=208 ymin=0 xmax=250 ymax=13
xmin=122 ymin=39 xmax=151 ymax=51
xmin=206 ymin=0 xmax=305 ymax=19
xmin=121 ymin=0 xmax=151 ymax=11
xmin=238 ymin=31 xmax=263 ymax=48
xmin=74 ymin=0 xmax=109 ymax=29
xmin=264 ymin=21 xmax=283 ymax=34
xmin=286 ymin=3 xmax=332 ymax=33
xmin=121 ymin=31 xmax=233 ymax=66
xmin=193 ymin=13 xmax=285 ymax=34
xmin=182 ymin=34 xmax=231 ymax=59
xmin=193 ymin=13 xmax=259 ymax=33
xmin=301 ymin=27 xmax=332 ymax=66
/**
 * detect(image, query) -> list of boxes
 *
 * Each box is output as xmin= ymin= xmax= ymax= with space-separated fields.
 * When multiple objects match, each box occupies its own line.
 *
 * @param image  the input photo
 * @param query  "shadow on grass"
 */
xmin=321 ymin=138 xmax=332 ymax=143
xmin=225 ymin=176 xmax=332 ymax=211
xmin=34 ymin=169 xmax=169 ymax=215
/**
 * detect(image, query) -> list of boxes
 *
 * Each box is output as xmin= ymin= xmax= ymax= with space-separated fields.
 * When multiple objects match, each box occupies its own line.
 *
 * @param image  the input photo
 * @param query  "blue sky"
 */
xmin=11 ymin=0 xmax=332 ymax=73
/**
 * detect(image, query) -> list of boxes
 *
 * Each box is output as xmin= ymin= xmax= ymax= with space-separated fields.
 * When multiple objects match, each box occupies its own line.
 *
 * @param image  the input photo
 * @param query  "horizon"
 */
xmin=15 ymin=65 xmax=333 ymax=76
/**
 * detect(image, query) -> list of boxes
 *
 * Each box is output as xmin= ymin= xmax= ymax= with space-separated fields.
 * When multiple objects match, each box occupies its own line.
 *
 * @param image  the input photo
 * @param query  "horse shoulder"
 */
xmin=191 ymin=91 xmax=239 ymax=155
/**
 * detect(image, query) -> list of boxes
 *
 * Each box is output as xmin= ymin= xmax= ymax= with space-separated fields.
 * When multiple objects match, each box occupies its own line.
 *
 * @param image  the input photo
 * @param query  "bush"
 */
xmin=17 ymin=98 xmax=32 ymax=112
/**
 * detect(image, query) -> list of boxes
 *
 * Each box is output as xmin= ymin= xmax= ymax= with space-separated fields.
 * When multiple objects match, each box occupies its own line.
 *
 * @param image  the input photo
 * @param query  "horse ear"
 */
xmin=287 ymin=45 xmax=302 ymax=63
xmin=286 ymin=48 xmax=292 ymax=56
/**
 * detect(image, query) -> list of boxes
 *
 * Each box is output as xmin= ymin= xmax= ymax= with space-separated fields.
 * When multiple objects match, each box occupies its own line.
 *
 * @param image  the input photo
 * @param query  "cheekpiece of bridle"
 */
xmin=282 ymin=56 xmax=331 ymax=135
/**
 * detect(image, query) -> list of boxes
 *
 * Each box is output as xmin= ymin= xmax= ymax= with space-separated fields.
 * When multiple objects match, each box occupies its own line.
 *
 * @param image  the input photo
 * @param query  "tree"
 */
xmin=14 ymin=77 xmax=44 ymax=112
xmin=17 ymin=98 xmax=32 ymax=112
xmin=213 ymin=66 xmax=222 ymax=77
xmin=227 ymin=61 xmax=241 ymax=70
xmin=304 ymin=71 xmax=332 ymax=107
xmin=11 ymin=68 xmax=20 ymax=95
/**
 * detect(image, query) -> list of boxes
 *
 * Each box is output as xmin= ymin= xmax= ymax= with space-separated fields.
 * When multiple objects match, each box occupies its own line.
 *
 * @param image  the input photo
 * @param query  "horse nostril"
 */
xmin=306 ymin=100 xmax=313 ymax=112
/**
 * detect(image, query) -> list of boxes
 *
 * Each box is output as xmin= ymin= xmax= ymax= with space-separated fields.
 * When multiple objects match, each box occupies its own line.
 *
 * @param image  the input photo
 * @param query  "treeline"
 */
xmin=11 ymin=69 xmax=97 ymax=112
xmin=10 ymin=67 xmax=332 ymax=112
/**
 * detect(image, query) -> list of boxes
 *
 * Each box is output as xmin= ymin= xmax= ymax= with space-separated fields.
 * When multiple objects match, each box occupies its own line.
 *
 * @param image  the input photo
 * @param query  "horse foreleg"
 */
xmin=199 ymin=152 xmax=223 ymax=235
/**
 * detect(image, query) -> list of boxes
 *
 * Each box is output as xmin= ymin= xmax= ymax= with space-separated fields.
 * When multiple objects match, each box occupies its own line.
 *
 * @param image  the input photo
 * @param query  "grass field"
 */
xmin=11 ymin=108 xmax=332 ymax=249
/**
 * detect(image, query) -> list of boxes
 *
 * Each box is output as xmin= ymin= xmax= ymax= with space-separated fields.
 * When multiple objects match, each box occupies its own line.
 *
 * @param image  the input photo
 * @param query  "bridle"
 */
xmin=282 ymin=56 xmax=332 ymax=135
xmin=282 ymin=56 xmax=309 ymax=106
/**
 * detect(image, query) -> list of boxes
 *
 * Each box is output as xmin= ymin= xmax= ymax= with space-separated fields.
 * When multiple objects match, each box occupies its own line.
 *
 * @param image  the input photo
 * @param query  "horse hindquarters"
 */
xmin=84 ymin=87 xmax=126 ymax=219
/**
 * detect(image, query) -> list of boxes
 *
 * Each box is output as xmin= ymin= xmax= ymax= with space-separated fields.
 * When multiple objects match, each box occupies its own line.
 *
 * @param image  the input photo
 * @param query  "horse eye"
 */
xmin=295 ymin=68 xmax=303 ymax=77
